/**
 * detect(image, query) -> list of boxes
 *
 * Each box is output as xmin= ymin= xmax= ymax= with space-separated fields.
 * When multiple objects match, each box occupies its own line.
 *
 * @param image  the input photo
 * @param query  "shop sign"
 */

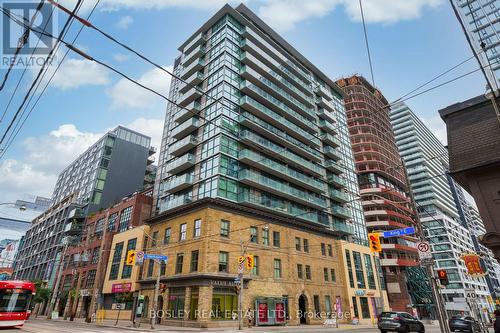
xmin=209 ymin=280 xmax=237 ymax=287
xmin=112 ymin=282 xmax=132 ymax=293
xmin=258 ymin=302 xmax=268 ymax=323
xmin=354 ymin=290 xmax=365 ymax=296
xmin=275 ymin=302 xmax=285 ymax=323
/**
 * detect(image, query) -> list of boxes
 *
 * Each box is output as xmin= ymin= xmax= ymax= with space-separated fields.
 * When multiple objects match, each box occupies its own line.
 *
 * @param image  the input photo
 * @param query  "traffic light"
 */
xmin=436 ymin=269 xmax=449 ymax=286
xmin=160 ymin=283 xmax=167 ymax=293
xmin=368 ymin=233 xmax=382 ymax=253
xmin=246 ymin=255 xmax=254 ymax=269
xmin=237 ymin=256 xmax=245 ymax=265
xmin=126 ymin=250 xmax=137 ymax=265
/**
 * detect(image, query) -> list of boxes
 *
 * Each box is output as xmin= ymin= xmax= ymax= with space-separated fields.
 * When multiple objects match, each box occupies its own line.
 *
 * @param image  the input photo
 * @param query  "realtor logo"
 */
xmin=1 ymin=1 xmax=57 ymax=67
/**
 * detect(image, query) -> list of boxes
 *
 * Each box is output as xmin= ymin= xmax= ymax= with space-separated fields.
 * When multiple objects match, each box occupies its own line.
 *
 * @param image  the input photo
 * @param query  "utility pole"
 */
xmin=47 ymin=241 xmax=69 ymax=319
xmin=85 ymin=211 xmax=110 ymax=323
xmin=401 ymin=160 xmax=450 ymax=333
xmin=238 ymin=240 xmax=245 ymax=331
xmin=150 ymin=258 xmax=161 ymax=330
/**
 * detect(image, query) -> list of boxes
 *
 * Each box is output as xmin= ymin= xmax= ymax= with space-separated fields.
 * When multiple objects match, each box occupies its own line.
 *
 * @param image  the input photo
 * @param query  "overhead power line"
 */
xmin=358 ymin=0 xmax=375 ymax=87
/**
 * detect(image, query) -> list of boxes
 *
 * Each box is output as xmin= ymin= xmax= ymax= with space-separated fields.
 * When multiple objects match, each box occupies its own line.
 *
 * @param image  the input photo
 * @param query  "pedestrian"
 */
xmin=494 ymin=309 xmax=500 ymax=333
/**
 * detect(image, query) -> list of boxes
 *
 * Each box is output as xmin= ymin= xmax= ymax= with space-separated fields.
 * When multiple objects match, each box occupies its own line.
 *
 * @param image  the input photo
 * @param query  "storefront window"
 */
xmin=212 ymin=287 xmax=237 ymax=320
xmin=352 ymin=297 xmax=359 ymax=318
xmin=360 ymin=297 xmax=370 ymax=319
xmin=189 ymin=288 xmax=199 ymax=320
xmin=168 ymin=287 xmax=185 ymax=319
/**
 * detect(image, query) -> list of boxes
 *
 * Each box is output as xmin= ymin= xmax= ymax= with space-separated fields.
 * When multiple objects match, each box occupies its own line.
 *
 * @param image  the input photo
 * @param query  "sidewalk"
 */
xmin=37 ymin=317 xmax=378 ymax=332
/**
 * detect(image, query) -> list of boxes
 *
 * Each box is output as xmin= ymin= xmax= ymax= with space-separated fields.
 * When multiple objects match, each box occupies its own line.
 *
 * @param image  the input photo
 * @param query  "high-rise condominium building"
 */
xmin=154 ymin=6 xmax=365 ymax=243
xmin=390 ymin=102 xmax=492 ymax=317
xmin=52 ymin=126 xmax=155 ymax=212
xmin=452 ymin=0 xmax=500 ymax=86
xmin=336 ymin=76 xmax=425 ymax=313
xmin=146 ymin=4 xmax=390 ymax=328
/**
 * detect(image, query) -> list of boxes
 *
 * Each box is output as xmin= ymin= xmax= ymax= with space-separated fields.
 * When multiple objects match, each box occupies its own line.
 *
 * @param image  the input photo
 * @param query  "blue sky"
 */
xmin=0 ymin=0 xmax=487 ymax=203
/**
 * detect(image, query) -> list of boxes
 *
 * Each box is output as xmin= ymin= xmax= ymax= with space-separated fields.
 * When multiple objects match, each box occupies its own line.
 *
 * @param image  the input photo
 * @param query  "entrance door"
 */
xmin=298 ymin=295 xmax=307 ymax=324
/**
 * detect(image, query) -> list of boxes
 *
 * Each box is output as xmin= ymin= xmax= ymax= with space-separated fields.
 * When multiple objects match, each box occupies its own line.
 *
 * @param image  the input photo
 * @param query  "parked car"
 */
xmin=449 ymin=316 xmax=480 ymax=332
xmin=378 ymin=311 xmax=425 ymax=333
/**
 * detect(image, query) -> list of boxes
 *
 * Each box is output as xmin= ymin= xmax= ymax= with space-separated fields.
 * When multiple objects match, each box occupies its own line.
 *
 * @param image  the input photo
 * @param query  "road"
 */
xmin=1 ymin=319 xmax=482 ymax=333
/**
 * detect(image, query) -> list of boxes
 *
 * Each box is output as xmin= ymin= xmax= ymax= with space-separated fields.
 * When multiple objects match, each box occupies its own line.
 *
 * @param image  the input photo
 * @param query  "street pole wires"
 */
xmin=358 ymin=0 xmax=375 ymax=87
xmin=0 ymin=0 xmax=85 ymax=148
xmin=0 ymin=0 xmax=45 ymax=92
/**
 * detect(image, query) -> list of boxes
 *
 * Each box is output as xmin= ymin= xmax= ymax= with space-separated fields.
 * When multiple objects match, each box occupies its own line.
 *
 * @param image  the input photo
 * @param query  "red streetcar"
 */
xmin=0 ymin=281 xmax=36 ymax=327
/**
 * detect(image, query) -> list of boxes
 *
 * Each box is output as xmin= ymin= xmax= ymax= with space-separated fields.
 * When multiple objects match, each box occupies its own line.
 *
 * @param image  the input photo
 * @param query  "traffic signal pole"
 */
xmin=238 ymin=240 xmax=245 ymax=331
xmin=150 ymin=259 xmax=161 ymax=330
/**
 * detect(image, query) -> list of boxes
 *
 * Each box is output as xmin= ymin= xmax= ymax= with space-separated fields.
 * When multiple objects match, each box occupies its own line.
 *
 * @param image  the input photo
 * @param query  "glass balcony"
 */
xmin=162 ymin=194 xmax=192 ymax=211
xmin=179 ymin=72 xmax=204 ymax=94
xmin=330 ymin=189 xmax=349 ymax=203
xmin=174 ymin=101 xmax=201 ymax=124
xmin=171 ymin=117 xmax=200 ymax=139
xmin=238 ymin=169 xmax=326 ymax=209
xmin=317 ymin=108 xmax=336 ymax=124
xmin=165 ymin=153 xmax=195 ymax=174
xmin=181 ymin=59 xmax=205 ymax=80
xmin=239 ymin=96 xmax=319 ymax=147
xmin=316 ymin=96 xmax=336 ymax=112
xmin=238 ymin=112 xmax=321 ymax=162
xmin=239 ymin=130 xmax=325 ymax=177
xmin=325 ymin=160 xmax=344 ymax=174
xmin=183 ymin=32 xmax=206 ymax=55
xmin=63 ymin=221 xmax=83 ymax=235
xmin=240 ymin=52 xmax=314 ymax=106
xmin=238 ymin=149 xmax=324 ymax=193
xmin=164 ymin=174 xmax=193 ymax=193
xmin=177 ymin=86 xmax=203 ymax=107
xmin=183 ymin=44 xmax=206 ymax=67
xmin=332 ymin=221 xmax=354 ymax=234
xmin=324 ymin=146 xmax=342 ymax=161
xmin=240 ymin=29 xmax=312 ymax=83
xmin=321 ymin=133 xmax=341 ymax=147
xmin=314 ymin=85 xmax=333 ymax=101
xmin=331 ymin=205 xmax=351 ymax=219
xmin=169 ymin=135 xmax=197 ymax=156
xmin=240 ymin=68 xmax=314 ymax=119
xmin=319 ymin=119 xmax=337 ymax=135
xmin=327 ymin=174 xmax=346 ymax=187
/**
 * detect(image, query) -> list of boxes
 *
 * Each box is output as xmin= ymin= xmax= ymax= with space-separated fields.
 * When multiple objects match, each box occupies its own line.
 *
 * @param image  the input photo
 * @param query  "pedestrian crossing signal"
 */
xmin=437 ymin=269 xmax=449 ymax=286
xmin=368 ymin=233 xmax=382 ymax=252
xmin=126 ymin=250 xmax=137 ymax=265
xmin=246 ymin=255 xmax=254 ymax=269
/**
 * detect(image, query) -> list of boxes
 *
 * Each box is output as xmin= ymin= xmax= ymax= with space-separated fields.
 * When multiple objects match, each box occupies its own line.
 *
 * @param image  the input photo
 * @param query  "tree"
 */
xmin=32 ymin=280 xmax=51 ymax=317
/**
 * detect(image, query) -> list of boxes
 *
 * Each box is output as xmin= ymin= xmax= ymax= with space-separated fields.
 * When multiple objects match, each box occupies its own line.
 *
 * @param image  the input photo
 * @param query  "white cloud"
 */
xmin=116 ymin=15 xmax=134 ymax=29
xmin=126 ymin=117 xmax=164 ymax=152
xmin=107 ymin=66 xmax=173 ymax=109
xmin=113 ymin=53 xmax=130 ymax=62
xmin=420 ymin=115 xmax=448 ymax=145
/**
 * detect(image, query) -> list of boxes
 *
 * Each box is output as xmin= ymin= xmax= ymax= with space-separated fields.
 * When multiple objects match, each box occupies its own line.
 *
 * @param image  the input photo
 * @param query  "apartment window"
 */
xmin=330 ymin=268 xmax=336 ymax=282
xmin=353 ymin=251 xmax=366 ymax=289
xmin=251 ymin=255 xmax=259 ymax=275
xmin=109 ymin=242 xmax=123 ymax=280
xmin=274 ymin=259 xmax=282 ymax=278
xmin=86 ymin=270 xmax=96 ymax=288
xmin=273 ymin=231 xmax=280 ymax=247
xmin=180 ymin=223 xmax=187 ymax=241
xmin=94 ymin=218 xmax=104 ymax=238
xmin=219 ymin=251 xmax=228 ymax=272
xmin=175 ymin=253 xmax=184 ymax=274
xmin=313 ymin=295 xmax=321 ymax=318
xmin=327 ymin=244 xmax=333 ymax=257
xmin=250 ymin=226 xmax=258 ymax=243
xmin=297 ymin=264 xmax=303 ymax=279
xmin=160 ymin=260 xmax=166 ymax=276
xmin=295 ymin=237 xmax=301 ymax=251
xmin=118 ymin=206 xmax=133 ymax=232
xmin=305 ymin=265 xmax=312 ymax=280
xmin=220 ymin=220 xmax=230 ymax=237
xmin=262 ymin=229 xmax=269 ymax=246
xmin=321 ymin=243 xmax=326 ymax=256
xmin=163 ymin=228 xmax=171 ymax=245
xmin=107 ymin=213 xmax=118 ymax=232
xmin=91 ymin=247 xmax=100 ymax=264
xmin=190 ymin=250 xmax=199 ymax=272
xmin=325 ymin=295 xmax=332 ymax=317
xmin=152 ymin=231 xmax=158 ymax=247
xmin=345 ymin=250 xmax=355 ymax=288
xmin=364 ymin=254 xmax=376 ymax=289
xmin=147 ymin=259 xmax=154 ymax=278
xmin=121 ymin=238 xmax=137 ymax=279
xmin=303 ymin=239 xmax=309 ymax=253
xmin=194 ymin=219 xmax=202 ymax=238
xmin=324 ymin=268 xmax=329 ymax=282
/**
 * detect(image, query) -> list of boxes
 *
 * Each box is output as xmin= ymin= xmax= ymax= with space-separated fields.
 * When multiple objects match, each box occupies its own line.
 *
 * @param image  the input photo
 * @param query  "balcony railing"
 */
xmin=177 ymin=87 xmax=202 ymax=107
xmin=332 ymin=221 xmax=354 ymax=234
xmin=314 ymin=85 xmax=333 ymax=101
xmin=325 ymin=160 xmax=344 ymax=174
xmin=324 ymin=146 xmax=342 ymax=161
xmin=331 ymin=206 xmax=351 ymax=219
xmin=165 ymin=153 xmax=195 ymax=174
xmin=330 ymin=189 xmax=349 ymax=203
xmin=183 ymin=44 xmax=206 ymax=67
xmin=327 ymin=174 xmax=346 ymax=187
xmin=174 ymin=101 xmax=201 ymax=124
xmin=162 ymin=194 xmax=192 ymax=211
xmin=319 ymin=119 xmax=337 ymax=134
xmin=179 ymin=72 xmax=204 ymax=94
xmin=321 ymin=133 xmax=341 ymax=147
xmin=169 ymin=135 xmax=197 ymax=156
xmin=181 ymin=59 xmax=205 ymax=80
xmin=164 ymin=174 xmax=193 ymax=193
xmin=171 ymin=117 xmax=200 ymax=139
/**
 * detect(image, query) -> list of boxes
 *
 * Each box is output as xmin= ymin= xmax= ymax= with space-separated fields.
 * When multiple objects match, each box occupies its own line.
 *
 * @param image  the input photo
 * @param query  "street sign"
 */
xmin=237 ymin=263 xmax=244 ymax=274
xmin=136 ymin=250 xmax=144 ymax=264
xmin=465 ymin=288 xmax=477 ymax=300
xmin=417 ymin=241 xmax=432 ymax=260
xmin=144 ymin=253 xmax=168 ymax=261
xmin=382 ymin=227 xmax=416 ymax=238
